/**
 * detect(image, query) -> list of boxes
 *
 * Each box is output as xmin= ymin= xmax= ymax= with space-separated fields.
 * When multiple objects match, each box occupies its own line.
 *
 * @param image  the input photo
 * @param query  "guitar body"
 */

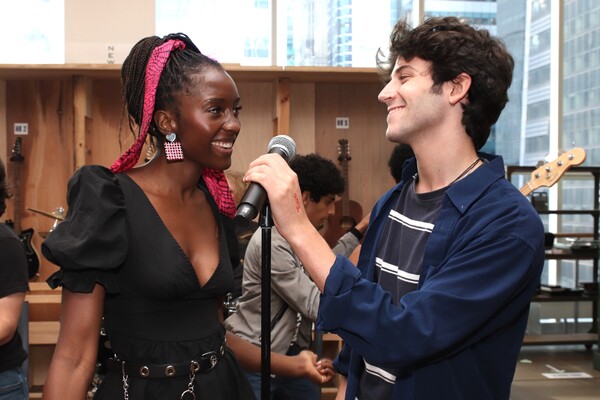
xmin=8 ymin=137 xmax=41 ymax=279
xmin=19 ymin=227 xmax=40 ymax=279
xmin=5 ymin=222 xmax=39 ymax=280
xmin=325 ymin=200 xmax=363 ymax=247
xmin=323 ymin=139 xmax=364 ymax=248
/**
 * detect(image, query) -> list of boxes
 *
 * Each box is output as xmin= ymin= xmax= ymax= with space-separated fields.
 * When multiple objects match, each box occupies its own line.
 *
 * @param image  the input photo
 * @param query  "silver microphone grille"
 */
xmin=268 ymin=135 xmax=296 ymax=162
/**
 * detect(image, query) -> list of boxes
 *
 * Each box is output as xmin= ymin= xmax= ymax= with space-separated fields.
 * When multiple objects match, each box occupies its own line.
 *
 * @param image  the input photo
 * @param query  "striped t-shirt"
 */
xmin=356 ymin=178 xmax=445 ymax=399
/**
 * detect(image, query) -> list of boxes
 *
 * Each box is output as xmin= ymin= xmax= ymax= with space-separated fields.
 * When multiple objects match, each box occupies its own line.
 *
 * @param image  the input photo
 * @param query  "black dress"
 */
xmin=0 ymin=223 xmax=29 ymax=372
xmin=42 ymin=165 xmax=255 ymax=400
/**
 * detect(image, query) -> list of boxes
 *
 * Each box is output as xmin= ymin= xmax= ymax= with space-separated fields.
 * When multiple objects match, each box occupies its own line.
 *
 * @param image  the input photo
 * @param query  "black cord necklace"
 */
xmin=448 ymin=157 xmax=482 ymax=186
xmin=412 ymin=157 xmax=483 ymax=187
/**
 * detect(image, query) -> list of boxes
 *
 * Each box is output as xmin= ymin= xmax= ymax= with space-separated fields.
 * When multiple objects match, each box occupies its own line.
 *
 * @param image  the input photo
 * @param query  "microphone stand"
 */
xmin=259 ymin=204 xmax=273 ymax=400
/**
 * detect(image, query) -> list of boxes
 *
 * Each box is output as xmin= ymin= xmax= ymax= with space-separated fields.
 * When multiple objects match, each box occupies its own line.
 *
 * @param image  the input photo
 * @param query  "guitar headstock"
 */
xmin=528 ymin=147 xmax=586 ymax=192
xmin=337 ymin=138 xmax=351 ymax=162
xmin=10 ymin=137 xmax=24 ymax=163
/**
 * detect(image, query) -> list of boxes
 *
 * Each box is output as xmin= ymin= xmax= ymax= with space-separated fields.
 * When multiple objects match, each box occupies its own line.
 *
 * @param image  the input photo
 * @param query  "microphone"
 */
xmin=234 ymin=135 xmax=296 ymax=225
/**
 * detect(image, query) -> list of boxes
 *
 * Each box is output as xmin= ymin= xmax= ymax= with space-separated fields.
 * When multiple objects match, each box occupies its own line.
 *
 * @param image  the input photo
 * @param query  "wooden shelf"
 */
xmin=29 ymin=321 xmax=60 ymax=345
xmin=523 ymin=333 xmax=597 ymax=346
xmin=0 ymin=63 xmax=382 ymax=83
xmin=321 ymin=387 xmax=338 ymax=400
xmin=545 ymin=248 xmax=599 ymax=260
xmin=532 ymin=293 xmax=597 ymax=302
xmin=25 ymin=293 xmax=61 ymax=304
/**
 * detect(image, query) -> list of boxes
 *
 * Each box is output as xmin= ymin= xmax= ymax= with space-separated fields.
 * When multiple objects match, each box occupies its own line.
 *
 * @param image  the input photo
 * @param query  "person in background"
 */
xmin=40 ymin=33 xmax=332 ymax=400
xmin=241 ymin=17 xmax=545 ymax=400
xmin=388 ymin=144 xmax=414 ymax=184
xmin=0 ymin=158 xmax=29 ymax=400
xmin=224 ymin=170 xmax=258 ymax=301
xmin=225 ymin=153 xmax=368 ymax=400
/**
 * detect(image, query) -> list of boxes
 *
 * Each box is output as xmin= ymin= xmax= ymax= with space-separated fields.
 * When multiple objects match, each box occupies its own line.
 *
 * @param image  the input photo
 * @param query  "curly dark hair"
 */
xmin=288 ymin=154 xmax=344 ymax=202
xmin=377 ymin=17 xmax=514 ymax=150
xmin=388 ymin=144 xmax=414 ymax=183
xmin=121 ymin=33 xmax=223 ymax=142
xmin=0 ymin=158 xmax=12 ymax=217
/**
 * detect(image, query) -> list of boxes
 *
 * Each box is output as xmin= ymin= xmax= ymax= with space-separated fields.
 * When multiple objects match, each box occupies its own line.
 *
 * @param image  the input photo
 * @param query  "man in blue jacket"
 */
xmin=244 ymin=16 xmax=545 ymax=399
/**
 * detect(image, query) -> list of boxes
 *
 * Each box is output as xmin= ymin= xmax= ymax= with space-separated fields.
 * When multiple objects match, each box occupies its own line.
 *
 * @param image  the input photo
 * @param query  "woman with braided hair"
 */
xmin=40 ymin=33 xmax=333 ymax=400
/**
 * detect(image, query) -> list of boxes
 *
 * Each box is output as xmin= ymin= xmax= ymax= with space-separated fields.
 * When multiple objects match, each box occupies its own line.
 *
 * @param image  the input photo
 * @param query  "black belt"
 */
xmin=105 ymin=342 xmax=226 ymax=378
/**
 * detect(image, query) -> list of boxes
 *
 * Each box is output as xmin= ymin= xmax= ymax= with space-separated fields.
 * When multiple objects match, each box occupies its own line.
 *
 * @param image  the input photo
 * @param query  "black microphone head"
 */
xmin=268 ymin=135 xmax=296 ymax=162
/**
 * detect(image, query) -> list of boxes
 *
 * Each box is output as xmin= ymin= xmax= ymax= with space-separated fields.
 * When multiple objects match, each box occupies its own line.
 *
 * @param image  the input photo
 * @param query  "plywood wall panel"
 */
xmin=5 ymin=80 xmax=75 ymax=281
xmin=87 ymin=79 xmax=130 ymax=167
xmin=289 ymin=82 xmax=316 ymax=155
xmin=229 ymin=81 xmax=275 ymax=175
xmin=315 ymin=82 xmax=396 ymax=215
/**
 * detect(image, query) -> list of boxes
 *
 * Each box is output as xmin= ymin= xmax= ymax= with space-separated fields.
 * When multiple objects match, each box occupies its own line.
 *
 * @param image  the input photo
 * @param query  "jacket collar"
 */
xmin=396 ymin=153 xmax=505 ymax=215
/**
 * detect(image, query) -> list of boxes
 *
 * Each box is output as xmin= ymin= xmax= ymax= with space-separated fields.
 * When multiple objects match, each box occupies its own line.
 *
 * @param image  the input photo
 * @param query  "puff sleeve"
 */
xmin=42 ymin=165 xmax=127 ymax=294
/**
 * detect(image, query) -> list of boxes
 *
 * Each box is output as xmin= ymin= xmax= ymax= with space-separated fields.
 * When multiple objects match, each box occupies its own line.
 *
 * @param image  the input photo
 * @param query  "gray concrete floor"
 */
xmin=511 ymin=345 xmax=600 ymax=400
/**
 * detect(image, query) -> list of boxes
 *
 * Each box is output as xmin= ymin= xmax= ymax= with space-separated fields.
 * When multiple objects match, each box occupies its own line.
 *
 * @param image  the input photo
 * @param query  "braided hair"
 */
xmin=121 ymin=33 xmax=222 ymax=144
xmin=113 ymin=33 xmax=237 ymax=218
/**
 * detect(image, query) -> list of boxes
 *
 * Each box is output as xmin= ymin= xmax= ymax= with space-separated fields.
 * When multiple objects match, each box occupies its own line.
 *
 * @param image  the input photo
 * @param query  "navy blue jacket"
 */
xmin=317 ymin=154 xmax=545 ymax=399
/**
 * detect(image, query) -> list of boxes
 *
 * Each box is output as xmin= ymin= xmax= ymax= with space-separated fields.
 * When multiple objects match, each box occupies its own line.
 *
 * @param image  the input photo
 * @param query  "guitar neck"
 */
xmin=12 ymin=165 xmax=22 ymax=233
xmin=516 ymin=148 xmax=586 ymax=198
xmin=519 ymin=182 xmax=534 ymax=197
xmin=341 ymin=158 xmax=350 ymax=214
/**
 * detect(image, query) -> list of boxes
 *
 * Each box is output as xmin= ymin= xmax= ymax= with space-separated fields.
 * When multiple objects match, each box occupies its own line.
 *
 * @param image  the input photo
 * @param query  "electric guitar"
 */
xmin=324 ymin=139 xmax=363 ymax=247
xmin=6 ymin=137 xmax=40 ymax=279
xmin=519 ymin=147 xmax=586 ymax=196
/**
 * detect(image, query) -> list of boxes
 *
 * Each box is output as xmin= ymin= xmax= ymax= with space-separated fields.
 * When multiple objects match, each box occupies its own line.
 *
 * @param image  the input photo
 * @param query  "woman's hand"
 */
xmin=298 ymin=350 xmax=335 ymax=385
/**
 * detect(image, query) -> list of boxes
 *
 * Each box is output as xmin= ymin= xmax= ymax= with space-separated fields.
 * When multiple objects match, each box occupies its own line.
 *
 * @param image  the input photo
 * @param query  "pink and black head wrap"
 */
xmin=110 ymin=36 xmax=236 ymax=219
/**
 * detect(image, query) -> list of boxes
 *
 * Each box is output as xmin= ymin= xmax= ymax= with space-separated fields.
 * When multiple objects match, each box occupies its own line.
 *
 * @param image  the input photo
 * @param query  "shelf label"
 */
xmin=336 ymin=117 xmax=349 ymax=129
xmin=14 ymin=123 xmax=29 ymax=135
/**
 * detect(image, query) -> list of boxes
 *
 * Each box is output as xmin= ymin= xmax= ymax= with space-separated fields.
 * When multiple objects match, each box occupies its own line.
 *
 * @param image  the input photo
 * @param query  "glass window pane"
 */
xmin=156 ymin=0 xmax=411 ymax=67
xmin=156 ymin=0 xmax=272 ymax=65
xmin=276 ymin=0 xmax=407 ymax=67
xmin=0 ymin=0 xmax=65 ymax=64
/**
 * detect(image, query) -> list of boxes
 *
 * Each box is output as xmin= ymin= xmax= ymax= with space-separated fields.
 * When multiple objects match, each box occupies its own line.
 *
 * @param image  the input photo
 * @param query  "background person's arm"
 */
xmin=0 ymin=292 xmax=25 ymax=346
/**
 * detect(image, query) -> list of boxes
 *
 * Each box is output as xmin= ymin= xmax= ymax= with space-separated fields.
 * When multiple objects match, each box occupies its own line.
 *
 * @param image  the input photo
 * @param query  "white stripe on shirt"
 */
xmin=364 ymin=359 xmax=397 ymax=384
xmin=376 ymin=257 xmax=420 ymax=284
xmin=389 ymin=209 xmax=435 ymax=233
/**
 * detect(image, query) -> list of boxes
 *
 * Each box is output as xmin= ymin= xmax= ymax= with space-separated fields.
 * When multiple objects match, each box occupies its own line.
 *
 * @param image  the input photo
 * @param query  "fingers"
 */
xmin=299 ymin=349 xmax=318 ymax=363
xmin=298 ymin=350 xmax=336 ymax=385
xmin=245 ymin=154 xmax=295 ymax=188
xmin=317 ymin=358 xmax=333 ymax=370
xmin=316 ymin=358 xmax=336 ymax=383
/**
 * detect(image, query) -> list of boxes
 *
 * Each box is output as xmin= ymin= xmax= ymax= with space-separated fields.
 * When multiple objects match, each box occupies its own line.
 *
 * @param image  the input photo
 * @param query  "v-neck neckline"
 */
xmin=117 ymin=173 xmax=222 ymax=288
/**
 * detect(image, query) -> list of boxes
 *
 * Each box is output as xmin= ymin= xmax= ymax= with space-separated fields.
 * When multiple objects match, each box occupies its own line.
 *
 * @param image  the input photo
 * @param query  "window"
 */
xmin=0 ymin=0 xmax=64 ymax=63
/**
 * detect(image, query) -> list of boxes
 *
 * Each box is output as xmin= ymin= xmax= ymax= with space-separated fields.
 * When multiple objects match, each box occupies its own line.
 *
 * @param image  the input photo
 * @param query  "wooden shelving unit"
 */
xmin=0 ymin=64 xmax=382 ymax=83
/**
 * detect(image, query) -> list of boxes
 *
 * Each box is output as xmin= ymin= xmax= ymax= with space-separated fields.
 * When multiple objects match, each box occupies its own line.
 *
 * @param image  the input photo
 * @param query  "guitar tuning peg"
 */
xmin=535 ymin=160 xmax=545 ymax=168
